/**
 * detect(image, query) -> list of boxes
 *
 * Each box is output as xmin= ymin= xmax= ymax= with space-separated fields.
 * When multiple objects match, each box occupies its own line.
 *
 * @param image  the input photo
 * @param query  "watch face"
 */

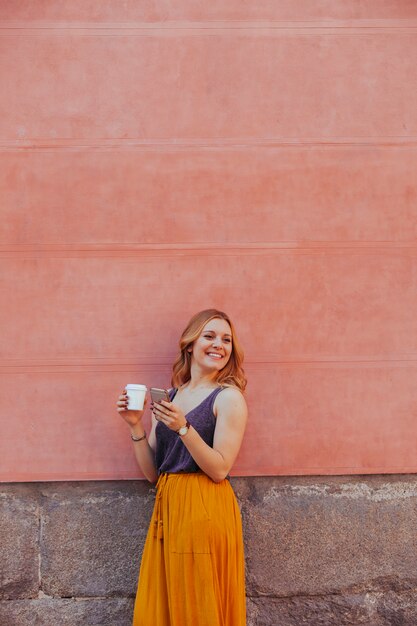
xmin=178 ymin=425 xmax=188 ymax=436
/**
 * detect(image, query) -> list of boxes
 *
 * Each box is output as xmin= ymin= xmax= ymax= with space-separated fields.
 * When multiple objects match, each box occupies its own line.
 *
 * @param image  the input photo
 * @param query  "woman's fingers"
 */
xmin=152 ymin=403 xmax=182 ymax=431
xmin=149 ymin=400 xmax=172 ymax=413
xmin=152 ymin=404 xmax=165 ymax=418
xmin=117 ymin=390 xmax=130 ymax=412
xmin=153 ymin=404 xmax=173 ymax=423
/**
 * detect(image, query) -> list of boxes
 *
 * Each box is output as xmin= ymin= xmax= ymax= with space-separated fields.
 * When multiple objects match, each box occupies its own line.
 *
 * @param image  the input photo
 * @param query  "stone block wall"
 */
xmin=1 ymin=475 xmax=417 ymax=625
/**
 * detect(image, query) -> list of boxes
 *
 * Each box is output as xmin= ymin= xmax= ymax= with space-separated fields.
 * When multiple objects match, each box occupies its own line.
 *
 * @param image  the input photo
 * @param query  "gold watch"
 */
xmin=177 ymin=420 xmax=190 ymax=437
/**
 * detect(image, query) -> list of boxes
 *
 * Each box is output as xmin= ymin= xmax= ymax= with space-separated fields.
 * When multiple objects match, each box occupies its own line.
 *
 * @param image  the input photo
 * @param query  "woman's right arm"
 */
xmin=117 ymin=389 xmax=159 ymax=484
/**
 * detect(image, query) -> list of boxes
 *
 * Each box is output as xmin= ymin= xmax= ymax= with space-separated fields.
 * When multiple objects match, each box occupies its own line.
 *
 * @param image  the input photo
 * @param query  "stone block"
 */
xmin=0 ymin=598 xmax=134 ymax=626
xmin=247 ymin=593 xmax=376 ymax=626
xmin=0 ymin=485 xmax=39 ymax=599
xmin=40 ymin=481 xmax=155 ymax=597
xmin=376 ymin=591 xmax=417 ymax=625
xmin=233 ymin=475 xmax=417 ymax=598
xmin=247 ymin=591 xmax=417 ymax=626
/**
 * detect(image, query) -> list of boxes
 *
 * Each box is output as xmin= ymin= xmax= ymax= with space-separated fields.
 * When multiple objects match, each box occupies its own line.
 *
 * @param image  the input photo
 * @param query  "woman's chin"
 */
xmin=203 ymin=357 xmax=228 ymax=371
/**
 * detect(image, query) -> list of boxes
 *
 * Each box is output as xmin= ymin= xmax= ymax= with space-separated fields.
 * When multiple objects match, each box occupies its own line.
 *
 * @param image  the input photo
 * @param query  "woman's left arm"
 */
xmin=155 ymin=388 xmax=248 ymax=483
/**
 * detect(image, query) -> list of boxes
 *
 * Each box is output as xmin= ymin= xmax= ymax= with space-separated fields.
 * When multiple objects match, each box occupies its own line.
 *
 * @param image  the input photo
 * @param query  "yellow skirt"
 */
xmin=133 ymin=472 xmax=246 ymax=626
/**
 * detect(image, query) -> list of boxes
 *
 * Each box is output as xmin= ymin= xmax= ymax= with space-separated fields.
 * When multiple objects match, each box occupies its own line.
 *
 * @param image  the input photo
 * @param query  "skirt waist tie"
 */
xmin=153 ymin=472 xmax=169 ymax=541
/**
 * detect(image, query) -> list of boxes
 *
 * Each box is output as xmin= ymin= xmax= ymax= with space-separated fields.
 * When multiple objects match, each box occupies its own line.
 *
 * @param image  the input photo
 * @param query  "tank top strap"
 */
xmin=209 ymin=385 xmax=225 ymax=413
xmin=168 ymin=388 xmax=177 ymax=401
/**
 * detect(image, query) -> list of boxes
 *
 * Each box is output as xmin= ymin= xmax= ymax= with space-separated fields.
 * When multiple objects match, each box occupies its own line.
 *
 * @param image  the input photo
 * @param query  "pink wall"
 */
xmin=1 ymin=2 xmax=417 ymax=481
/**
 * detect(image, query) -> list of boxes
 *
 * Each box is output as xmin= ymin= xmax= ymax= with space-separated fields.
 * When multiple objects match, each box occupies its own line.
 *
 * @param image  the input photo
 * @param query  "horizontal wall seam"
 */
xmin=4 ymin=353 xmax=417 ymax=363
xmin=1 ymin=356 xmax=417 ymax=374
xmin=3 ymin=466 xmax=417 ymax=482
xmin=2 ymin=21 xmax=417 ymax=35
xmin=1 ymin=241 xmax=416 ymax=249
xmin=2 ymin=138 xmax=417 ymax=151
xmin=1 ymin=242 xmax=416 ymax=259
xmin=246 ymin=586 xmax=417 ymax=600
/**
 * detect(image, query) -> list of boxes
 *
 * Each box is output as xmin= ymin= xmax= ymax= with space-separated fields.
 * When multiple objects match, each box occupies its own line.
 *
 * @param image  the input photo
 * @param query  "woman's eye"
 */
xmin=203 ymin=334 xmax=231 ymax=343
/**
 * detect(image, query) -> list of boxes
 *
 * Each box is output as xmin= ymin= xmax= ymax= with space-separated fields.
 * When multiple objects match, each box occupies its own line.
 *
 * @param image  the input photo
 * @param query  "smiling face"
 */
xmin=189 ymin=317 xmax=233 ymax=373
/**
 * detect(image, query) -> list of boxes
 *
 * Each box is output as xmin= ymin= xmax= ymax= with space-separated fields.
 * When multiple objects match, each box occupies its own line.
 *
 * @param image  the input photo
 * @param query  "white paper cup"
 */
xmin=125 ymin=384 xmax=147 ymax=410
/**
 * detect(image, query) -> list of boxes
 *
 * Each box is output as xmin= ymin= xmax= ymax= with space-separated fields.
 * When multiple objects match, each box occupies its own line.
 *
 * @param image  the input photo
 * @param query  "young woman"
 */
xmin=116 ymin=309 xmax=248 ymax=626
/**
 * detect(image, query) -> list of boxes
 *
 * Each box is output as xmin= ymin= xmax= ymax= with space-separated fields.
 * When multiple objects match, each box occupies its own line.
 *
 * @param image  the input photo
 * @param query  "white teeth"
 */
xmin=207 ymin=353 xmax=222 ymax=358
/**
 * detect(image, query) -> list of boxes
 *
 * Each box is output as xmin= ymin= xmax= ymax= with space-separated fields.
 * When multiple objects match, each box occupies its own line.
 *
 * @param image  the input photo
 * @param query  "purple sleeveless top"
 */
xmin=155 ymin=386 xmax=223 ymax=474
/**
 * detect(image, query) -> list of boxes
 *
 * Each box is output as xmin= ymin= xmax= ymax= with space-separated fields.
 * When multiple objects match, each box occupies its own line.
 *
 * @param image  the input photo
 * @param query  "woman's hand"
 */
xmin=151 ymin=400 xmax=187 ymax=432
xmin=116 ymin=389 xmax=147 ymax=427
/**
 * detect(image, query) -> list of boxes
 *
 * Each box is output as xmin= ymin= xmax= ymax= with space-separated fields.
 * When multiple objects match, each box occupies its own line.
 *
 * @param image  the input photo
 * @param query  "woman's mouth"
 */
xmin=207 ymin=352 xmax=223 ymax=360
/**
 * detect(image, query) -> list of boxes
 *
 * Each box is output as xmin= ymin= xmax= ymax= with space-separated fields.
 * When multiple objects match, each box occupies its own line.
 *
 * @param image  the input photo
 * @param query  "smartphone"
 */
xmin=150 ymin=387 xmax=170 ymax=404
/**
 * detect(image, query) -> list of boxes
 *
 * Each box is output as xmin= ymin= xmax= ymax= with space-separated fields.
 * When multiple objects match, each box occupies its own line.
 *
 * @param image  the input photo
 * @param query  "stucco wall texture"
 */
xmin=1 ymin=1 xmax=417 ymax=481
xmin=1 ymin=2 xmax=417 ymax=625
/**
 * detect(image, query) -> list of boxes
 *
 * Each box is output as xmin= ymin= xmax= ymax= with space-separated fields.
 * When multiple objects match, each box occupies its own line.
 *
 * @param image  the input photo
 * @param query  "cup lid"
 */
xmin=125 ymin=384 xmax=147 ymax=390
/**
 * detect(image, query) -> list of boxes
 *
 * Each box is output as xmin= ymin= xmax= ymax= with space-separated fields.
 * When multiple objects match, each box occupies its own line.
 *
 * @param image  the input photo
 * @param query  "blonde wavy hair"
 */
xmin=171 ymin=309 xmax=247 ymax=392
